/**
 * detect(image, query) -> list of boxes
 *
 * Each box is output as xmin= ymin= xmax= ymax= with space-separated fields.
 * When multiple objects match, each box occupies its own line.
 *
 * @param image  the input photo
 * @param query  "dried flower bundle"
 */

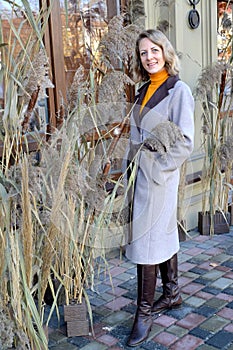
xmin=0 ymin=0 xmax=148 ymax=347
xmin=22 ymin=48 xmax=54 ymax=104
xmin=123 ymin=0 xmax=145 ymax=26
xmin=154 ymin=0 xmax=172 ymax=6
xmin=219 ymin=136 xmax=233 ymax=163
xmin=156 ymin=20 xmax=171 ymax=33
xmin=0 ymin=304 xmax=30 ymax=350
xmin=98 ymin=71 xmax=135 ymax=103
xmin=67 ymin=65 xmax=88 ymax=111
xmin=195 ymin=54 xmax=233 ymax=233
xmin=194 ymin=61 xmax=231 ymax=99
xmin=143 ymin=121 xmax=184 ymax=159
xmin=99 ymin=15 xmax=141 ymax=71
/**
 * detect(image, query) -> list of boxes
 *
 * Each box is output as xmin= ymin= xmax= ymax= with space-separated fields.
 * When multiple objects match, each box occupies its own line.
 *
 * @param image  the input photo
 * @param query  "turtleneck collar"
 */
xmin=139 ymin=68 xmax=169 ymax=114
xmin=149 ymin=68 xmax=169 ymax=85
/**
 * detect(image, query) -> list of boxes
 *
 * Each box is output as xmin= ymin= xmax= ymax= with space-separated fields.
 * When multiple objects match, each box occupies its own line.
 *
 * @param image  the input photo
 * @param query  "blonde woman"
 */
xmin=124 ymin=29 xmax=195 ymax=347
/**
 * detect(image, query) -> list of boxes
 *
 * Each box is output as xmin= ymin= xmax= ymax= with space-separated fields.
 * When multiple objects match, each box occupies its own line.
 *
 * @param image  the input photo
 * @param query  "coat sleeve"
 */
xmin=151 ymin=82 xmax=195 ymax=185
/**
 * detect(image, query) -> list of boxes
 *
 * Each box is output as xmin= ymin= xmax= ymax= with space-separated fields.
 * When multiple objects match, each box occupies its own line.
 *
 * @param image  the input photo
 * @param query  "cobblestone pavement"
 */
xmin=47 ymin=228 xmax=233 ymax=350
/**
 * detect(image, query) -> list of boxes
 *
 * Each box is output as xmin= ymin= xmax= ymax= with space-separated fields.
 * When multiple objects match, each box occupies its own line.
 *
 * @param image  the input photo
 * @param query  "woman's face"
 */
xmin=139 ymin=37 xmax=165 ymax=74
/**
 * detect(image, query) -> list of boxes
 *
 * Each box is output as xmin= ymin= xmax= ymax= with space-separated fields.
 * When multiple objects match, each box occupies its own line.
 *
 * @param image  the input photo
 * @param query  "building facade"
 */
xmin=0 ymin=0 xmax=231 ymax=230
xmin=145 ymin=1 xmax=232 ymax=230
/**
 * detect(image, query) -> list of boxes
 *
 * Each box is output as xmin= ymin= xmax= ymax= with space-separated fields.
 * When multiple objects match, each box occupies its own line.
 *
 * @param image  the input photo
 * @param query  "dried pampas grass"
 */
xmin=38 ymin=146 xmax=73 ymax=307
xmin=143 ymin=121 xmax=184 ymax=159
xmin=21 ymin=155 xmax=33 ymax=287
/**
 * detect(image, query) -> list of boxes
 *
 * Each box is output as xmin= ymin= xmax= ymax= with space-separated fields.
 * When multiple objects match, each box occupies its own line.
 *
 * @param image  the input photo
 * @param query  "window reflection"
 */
xmin=0 ymin=2 xmax=38 ymax=58
xmin=60 ymin=0 xmax=108 ymax=86
xmin=1 ymin=1 xmax=37 ymax=109
xmin=217 ymin=1 xmax=232 ymax=61
xmin=217 ymin=2 xmax=233 ymax=112
xmin=0 ymin=0 xmax=40 ymax=17
xmin=0 ymin=0 xmax=49 ymax=131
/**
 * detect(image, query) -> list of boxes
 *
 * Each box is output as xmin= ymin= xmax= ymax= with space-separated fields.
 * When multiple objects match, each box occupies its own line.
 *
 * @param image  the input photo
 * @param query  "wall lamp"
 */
xmin=188 ymin=0 xmax=200 ymax=29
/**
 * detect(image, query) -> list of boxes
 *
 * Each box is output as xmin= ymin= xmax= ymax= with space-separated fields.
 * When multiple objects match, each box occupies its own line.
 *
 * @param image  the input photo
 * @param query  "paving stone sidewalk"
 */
xmin=47 ymin=228 xmax=233 ymax=350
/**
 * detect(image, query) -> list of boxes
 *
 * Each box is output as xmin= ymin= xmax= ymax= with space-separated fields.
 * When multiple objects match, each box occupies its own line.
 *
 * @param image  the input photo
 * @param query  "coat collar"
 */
xmin=133 ymin=74 xmax=180 ymax=125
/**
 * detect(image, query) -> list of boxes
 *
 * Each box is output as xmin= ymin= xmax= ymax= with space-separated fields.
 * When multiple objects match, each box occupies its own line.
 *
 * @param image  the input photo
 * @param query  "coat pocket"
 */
xmin=152 ymin=158 xmax=178 ymax=185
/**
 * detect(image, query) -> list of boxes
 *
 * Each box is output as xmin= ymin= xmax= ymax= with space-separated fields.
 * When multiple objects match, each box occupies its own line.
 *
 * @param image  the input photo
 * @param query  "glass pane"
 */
xmin=217 ymin=2 xmax=233 ymax=112
xmin=217 ymin=1 xmax=232 ymax=61
xmin=59 ymin=0 xmax=108 ymax=86
xmin=0 ymin=0 xmax=39 ymax=15
xmin=0 ymin=0 xmax=39 ymax=57
xmin=0 ymin=1 xmax=49 ymax=131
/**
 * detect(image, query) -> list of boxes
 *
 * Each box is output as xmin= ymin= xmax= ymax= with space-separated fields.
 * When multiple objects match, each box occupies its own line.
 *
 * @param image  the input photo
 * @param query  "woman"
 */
xmin=124 ymin=29 xmax=195 ymax=347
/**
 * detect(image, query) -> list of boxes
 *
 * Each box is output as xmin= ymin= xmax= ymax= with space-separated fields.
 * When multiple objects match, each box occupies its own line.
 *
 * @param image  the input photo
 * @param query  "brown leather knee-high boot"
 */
xmin=127 ymin=264 xmax=157 ymax=347
xmin=152 ymin=253 xmax=182 ymax=314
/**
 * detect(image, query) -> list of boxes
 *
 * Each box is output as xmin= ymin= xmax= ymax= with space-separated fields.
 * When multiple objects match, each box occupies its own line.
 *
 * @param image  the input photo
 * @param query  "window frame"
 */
xmin=42 ymin=0 xmax=123 ymax=131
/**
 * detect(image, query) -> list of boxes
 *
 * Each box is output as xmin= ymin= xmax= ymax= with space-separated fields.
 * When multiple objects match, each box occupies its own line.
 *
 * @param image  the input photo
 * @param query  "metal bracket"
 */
xmin=188 ymin=0 xmax=200 ymax=29
xmin=188 ymin=0 xmax=200 ymax=6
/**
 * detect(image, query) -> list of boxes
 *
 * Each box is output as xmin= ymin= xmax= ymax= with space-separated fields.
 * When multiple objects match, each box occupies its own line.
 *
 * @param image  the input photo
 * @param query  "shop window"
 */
xmin=217 ymin=2 xmax=233 ymax=115
xmin=60 ymin=0 xmax=108 ymax=87
xmin=0 ymin=1 xmax=39 ymax=104
xmin=0 ymin=0 xmax=50 ymax=131
xmin=0 ymin=0 xmax=121 ymax=129
xmin=217 ymin=1 xmax=232 ymax=61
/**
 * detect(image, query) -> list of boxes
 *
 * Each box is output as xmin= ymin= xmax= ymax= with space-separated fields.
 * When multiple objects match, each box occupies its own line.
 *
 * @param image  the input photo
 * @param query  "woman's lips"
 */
xmin=148 ymin=62 xmax=157 ymax=67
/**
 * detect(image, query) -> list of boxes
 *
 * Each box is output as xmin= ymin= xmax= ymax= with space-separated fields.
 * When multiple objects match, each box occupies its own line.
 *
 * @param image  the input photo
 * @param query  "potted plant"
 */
xmin=195 ymin=61 xmax=233 ymax=235
xmin=194 ymin=2 xmax=233 ymax=235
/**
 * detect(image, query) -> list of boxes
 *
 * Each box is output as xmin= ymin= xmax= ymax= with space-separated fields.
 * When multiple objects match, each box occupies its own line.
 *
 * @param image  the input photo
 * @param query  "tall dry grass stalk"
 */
xmin=59 ymin=195 xmax=76 ymax=305
xmin=8 ymin=228 xmax=23 ymax=326
xmin=177 ymin=161 xmax=190 ymax=237
xmin=195 ymin=59 xmax=233 ymax=233
xmin=38 ymin=145 xmax=73 ymax=309
xmin=0 ymin=0 xmax=146 ymax=347
xmin=21 ymin=155 xmax=33 ymax=287
xmin=0 ymin=1 xmax=54 ymax=347
xmin=0 ymin=183 xmax=9 ymax=281
xmin=0 ymin=227 xmax=5 ymax=281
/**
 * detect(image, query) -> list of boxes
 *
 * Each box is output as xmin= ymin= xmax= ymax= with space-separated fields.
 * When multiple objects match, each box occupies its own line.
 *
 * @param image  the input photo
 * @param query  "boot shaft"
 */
xmin=127 ymin=264 xmax=157 ymax=347
xmin=159 ymin=254 xmax=179 ymax=297
xmin=151 ymin=254 xmax=182 ymax=314
xmin=137 ymin=264 xmax=157 ymax=308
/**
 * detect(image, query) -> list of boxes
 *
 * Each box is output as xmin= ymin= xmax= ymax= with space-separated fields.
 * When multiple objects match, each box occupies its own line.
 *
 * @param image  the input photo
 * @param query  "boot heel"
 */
xmin=127 ymin=316 xmax=153 ymax=347
xmin=170 ymin=303 xmax=182 ymax=310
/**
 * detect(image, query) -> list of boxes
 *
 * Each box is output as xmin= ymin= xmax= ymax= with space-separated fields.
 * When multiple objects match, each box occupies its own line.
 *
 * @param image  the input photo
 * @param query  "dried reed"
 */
xmin=8 ymin=228 xmax=23 ymax=324
xmin=38 ymin=146 xmax=73 ymax=309
xmin=21 ymin=155 xmax=33 ymax=287
xmin=195 ymin=59 xmax=233 ymax=233
xmin=0 ymin=0 xmax=147 ymax=346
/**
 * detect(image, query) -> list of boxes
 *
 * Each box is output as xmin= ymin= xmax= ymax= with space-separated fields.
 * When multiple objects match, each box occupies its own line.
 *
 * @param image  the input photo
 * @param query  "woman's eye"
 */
xmin=141 ymin=52 xmax=146 ymax=56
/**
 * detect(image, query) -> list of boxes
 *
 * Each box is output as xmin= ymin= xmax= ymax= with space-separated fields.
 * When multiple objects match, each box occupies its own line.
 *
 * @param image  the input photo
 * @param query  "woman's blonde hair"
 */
xmin=134 ymin=29 xmax=180 ymax=81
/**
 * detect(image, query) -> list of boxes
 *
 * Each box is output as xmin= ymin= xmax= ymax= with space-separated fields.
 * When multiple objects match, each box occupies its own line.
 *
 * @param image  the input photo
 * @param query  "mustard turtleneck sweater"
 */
xmin=140 ymin=69 xmax=169 ymax=113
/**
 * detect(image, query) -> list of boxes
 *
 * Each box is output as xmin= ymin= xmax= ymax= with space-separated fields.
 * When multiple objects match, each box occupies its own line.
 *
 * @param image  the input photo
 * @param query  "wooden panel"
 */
xmin=83 ymin=122 xmax=130 ymax=142
xmin=0 ymin=132 xmax=45 ymax=158
xmin=64 ymin=303 xmax=87 ymax=322
xmin=45 ymin=0 xmax=67 ymax=130
xmin=42 ymin=0 xmax=126 ymax=130
xmin=107 ymin=0 xmax=119 ymax=18
xmin=66 ymin=320 xmax=89 ymax=337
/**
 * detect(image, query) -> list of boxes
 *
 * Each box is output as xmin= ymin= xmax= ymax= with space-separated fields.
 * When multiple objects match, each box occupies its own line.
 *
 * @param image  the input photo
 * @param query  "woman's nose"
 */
xmin=147 ymin=50 xmax=152 ymax=60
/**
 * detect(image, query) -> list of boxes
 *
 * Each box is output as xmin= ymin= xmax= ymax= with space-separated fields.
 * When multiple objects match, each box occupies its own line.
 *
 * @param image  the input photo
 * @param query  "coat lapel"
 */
xmin=133 ymin=75 xmax=180 ymax=128
xmin=133 ymin=81 xmax=150 ymax=129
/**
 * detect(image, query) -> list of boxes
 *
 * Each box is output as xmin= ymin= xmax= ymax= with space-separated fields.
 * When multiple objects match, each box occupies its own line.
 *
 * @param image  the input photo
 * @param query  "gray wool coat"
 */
xmin=124 ymin=75 xmax=194 ymax=265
